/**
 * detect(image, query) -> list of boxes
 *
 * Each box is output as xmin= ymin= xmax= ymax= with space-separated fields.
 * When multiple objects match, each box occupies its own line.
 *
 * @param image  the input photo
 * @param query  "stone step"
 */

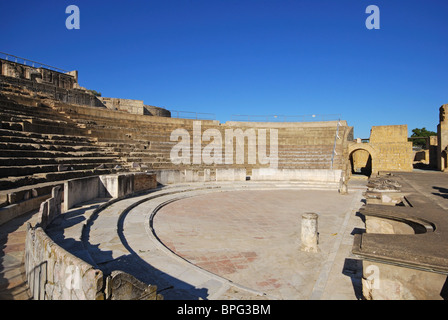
xmin=0 ymin=128 xmax=97 ymax=144
xmin=0 ymin=162 xmax=123 ymax=178
xmin=0 ymin=121 xmax=23 ymax=131
xmin=0 ymin=119 xmax=89 ymax=136
xmin=0 ymin=156 xmax=121 ymax=167
xmin=0 ymin=111 xmax=70 ymax=127
xmin=0 ymin=149 xmax=119 ymax=159
xmin=0 ymin=133 xmax=96 ymax=147
xmin=0 ymin=168 xmax=120 ymax=190
xmin=20 ymin=120 xmax=89 ymax=136
xmin=0 ymin=103 xmax=62 ymax=119
xmin=0 ymin=98 xmax=62 ymax=117
xmin=96 ymin=141 xmax=151 ymax=149
xmin=64 ymin=112 xmax=340 ymax=133
xmin=64 ymin=117 xmax=340 ymax=141
xmin=0 ymin=142 xmax=112 ymax=153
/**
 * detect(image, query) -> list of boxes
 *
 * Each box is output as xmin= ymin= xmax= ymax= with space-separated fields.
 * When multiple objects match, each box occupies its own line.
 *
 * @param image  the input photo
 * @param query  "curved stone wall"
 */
xmin=25 ymin=224 xmax=104 ymax=300
xmin=24 ymin=173 xmax=162 ymax=300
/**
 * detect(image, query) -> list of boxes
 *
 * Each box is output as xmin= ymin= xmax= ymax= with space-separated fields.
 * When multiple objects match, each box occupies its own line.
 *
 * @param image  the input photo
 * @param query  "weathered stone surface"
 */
xmin=348 ymin=125 xmax=414 ymax=175
xmin=24 ymin=181 xmax=163 ymax=300
xmin=106 ymin=271 xmax=162 ymax=300
xmin=362 ymin=261 xmax=447 ymax=300
xmin=353 ymin=172 xmax=448 ymax=300
xmin=25 ymin=224 xmax=105 ymax=300
xmin=300 ymin=213 xmax=319 ymax=253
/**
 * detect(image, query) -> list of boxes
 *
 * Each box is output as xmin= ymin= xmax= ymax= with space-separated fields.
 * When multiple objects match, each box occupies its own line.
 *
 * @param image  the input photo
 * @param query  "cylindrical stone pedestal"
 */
xmin=301 ymin=212 xmax=319 ymax=252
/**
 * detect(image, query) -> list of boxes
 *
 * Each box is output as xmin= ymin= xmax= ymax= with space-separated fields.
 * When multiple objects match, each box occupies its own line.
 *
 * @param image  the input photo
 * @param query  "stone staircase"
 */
xmin=0 ymin=94 xmax=132 ymax=222
xmin=53 ymin=101 xmax=346 ymax=174
xmin=0 ymin=91 xmax=349 ymax=224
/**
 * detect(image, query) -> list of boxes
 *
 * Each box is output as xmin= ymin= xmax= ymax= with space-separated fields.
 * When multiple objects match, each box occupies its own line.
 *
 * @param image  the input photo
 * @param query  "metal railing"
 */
xmin=230 ymin=114 xmax=342 ymax=122
xmin=0 ymin=51 xmax=70 ymax=74
xmin=330 ymin=120 xmax=342 ymax=169
xmin=169 ymin=110 xmax=216 ymax=120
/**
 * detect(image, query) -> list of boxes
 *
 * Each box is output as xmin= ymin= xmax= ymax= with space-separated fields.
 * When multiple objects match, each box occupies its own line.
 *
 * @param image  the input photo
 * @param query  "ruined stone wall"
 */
xmin=98 ymin=97 xmax=145 ymax=115
xmin=0 ymin=58 xmax=76 ymax=90
xmin=24 ymin=177 xmax=162 ymax=300
xmin=0 ymin=75 xmax=104 ymax=108
xmin=144 ymin=105 xmax=171 ymax=117
xmin=25 ymin=224 xmax=105 ymax=300
xmin=25 ymin=185 xmax=105 ymax=299
xmin=369 ymin=125 xmax=413 ymax=173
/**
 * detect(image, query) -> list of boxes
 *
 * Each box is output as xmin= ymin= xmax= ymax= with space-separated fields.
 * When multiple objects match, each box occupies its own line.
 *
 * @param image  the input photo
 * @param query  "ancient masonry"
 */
xmin=0 ymin=55 xmax=447 ymax=300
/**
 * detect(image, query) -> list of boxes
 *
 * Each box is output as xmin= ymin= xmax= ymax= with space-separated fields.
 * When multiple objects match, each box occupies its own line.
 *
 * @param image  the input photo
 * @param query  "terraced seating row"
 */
xmin=55 ymin=102 xmax=345 ymax=171
xmin=0 ymin=89 xmax=349 ymax=226
xmin=0 ymin=128 xmax=125 ymax=191
xmin=0 ymin=94 xmax=134 ymax=223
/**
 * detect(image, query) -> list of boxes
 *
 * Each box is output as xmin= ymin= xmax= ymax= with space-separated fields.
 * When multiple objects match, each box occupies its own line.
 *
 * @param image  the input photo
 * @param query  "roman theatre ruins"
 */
xmin=0 ymin=54 xmax=447 ymax=300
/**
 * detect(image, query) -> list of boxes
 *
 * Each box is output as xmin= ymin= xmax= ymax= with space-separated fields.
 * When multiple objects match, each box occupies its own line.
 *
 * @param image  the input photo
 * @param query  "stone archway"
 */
xmin=348 ymin=143 xmax=378 ymax=177
xmin=350 ymin=149 xmax=372 ymax=176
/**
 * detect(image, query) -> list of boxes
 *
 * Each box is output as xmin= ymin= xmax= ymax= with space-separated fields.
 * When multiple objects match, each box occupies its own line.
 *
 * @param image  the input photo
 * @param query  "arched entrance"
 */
xmin=350 ymin=149 xmax=372 ymax=176
xmin=347 ymin=144 xmax=377 ymax=177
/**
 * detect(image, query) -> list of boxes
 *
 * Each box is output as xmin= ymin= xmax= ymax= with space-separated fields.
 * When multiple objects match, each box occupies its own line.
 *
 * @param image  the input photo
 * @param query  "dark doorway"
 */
xmin=350 ymin=149 xmax=372 ymax=177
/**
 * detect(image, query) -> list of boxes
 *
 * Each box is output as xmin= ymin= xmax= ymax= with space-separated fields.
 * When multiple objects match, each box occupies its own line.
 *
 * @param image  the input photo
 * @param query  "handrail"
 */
xmin=330 ymin=119 xmax=341 ymax=169
xmin=0 ymin=51 xmax=70 ymax=74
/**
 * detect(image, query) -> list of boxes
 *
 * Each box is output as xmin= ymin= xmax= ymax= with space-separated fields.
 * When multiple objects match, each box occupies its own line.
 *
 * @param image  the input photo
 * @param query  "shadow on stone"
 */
xmin=342 ymin=258 xmax=363 ymax=300
xmin=46 ymin=200 xmax=209 ymax=299
xmin=432 ymin=186 xmax=448 ymax=200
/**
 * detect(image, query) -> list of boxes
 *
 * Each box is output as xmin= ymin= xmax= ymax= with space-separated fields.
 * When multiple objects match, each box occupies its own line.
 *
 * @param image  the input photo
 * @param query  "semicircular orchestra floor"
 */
xmin=152 ymin=188 xmax=365 ymax=300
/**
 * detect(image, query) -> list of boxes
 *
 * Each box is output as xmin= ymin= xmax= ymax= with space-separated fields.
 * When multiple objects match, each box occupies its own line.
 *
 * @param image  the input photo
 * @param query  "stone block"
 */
xmin=251 ymin=168 xmax=342 ymax=183
xmin=133 ymin=172 xmax=157 ymax=192
xmin=64 ymin=176 xmax=100 ymax=212
xmin=216 ymin=168 xmax=246 ymax=181
xmin=362 ymin=261 xmax=447 ymax=300
xmin=105 ymin=271 xmax=161 ymax=300
xmin=99 ymin=173 xmax=134 ymax=198
xmin=156 ymin=169 xmax=182 ymax=185
xmin=0 ymin=193 xmax=51 ymax=226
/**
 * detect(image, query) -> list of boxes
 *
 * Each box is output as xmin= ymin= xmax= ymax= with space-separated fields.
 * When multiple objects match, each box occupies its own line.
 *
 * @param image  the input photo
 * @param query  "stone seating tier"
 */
xmin=0 ymin=168 xmax=121 ymax=190
xmin=50 ymin=99 xmax=347 ymax=172
xmin=0 ymin=92 xmax=349 ymax=227
xmin=0 ymin=95 xmax=90 ymax=137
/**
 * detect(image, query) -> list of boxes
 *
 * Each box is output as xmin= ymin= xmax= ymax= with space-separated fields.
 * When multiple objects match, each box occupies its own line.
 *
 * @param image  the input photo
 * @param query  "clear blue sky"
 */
xmin=1 ymin=0 xmax=447 ymax=138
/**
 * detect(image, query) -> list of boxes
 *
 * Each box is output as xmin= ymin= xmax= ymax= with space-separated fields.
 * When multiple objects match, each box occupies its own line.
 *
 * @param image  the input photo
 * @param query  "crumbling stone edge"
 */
xmin=24 ymin=180 xmax=164 ymax=300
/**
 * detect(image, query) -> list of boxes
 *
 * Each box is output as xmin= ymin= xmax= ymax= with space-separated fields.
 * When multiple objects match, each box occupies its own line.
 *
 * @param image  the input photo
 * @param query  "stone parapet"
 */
xmin=24 ymin=176 xmax=163 ymax=300
xmin=64 ymin=172 xmax=157 ymax=211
